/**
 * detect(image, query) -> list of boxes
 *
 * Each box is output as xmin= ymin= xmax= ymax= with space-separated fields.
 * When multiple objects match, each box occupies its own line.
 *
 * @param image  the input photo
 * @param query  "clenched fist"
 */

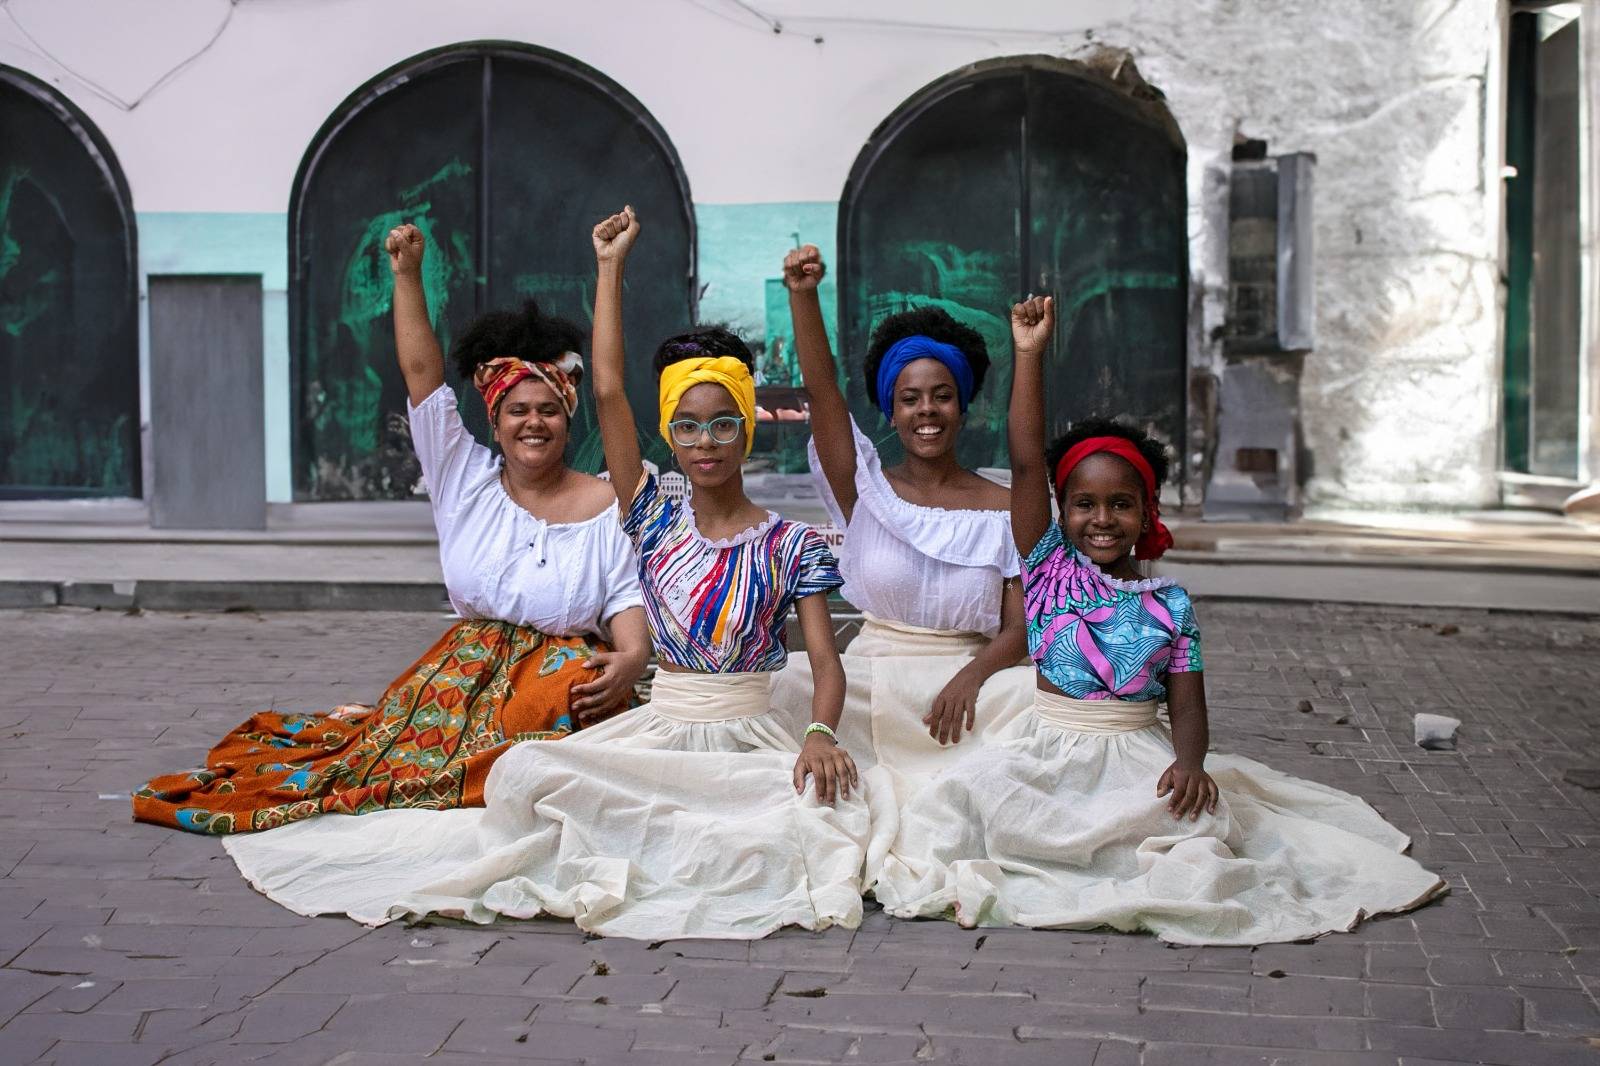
xmin=592 ymin=205 xmax=640 ymax=263
xmin=782 ymin=244 xmax=826 ymax=293
xmin=1010 ymin=294 xmax=1055 ymax=355
xmin=385 ymin=223 xmax=425 ymax=277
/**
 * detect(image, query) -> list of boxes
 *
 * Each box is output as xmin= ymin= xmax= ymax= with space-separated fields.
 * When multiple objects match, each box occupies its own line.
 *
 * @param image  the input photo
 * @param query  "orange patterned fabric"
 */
xmin=132 ymin=620 xmax=612 ymax=834
xmin=473 ymin=352 xmax=582 ymax=420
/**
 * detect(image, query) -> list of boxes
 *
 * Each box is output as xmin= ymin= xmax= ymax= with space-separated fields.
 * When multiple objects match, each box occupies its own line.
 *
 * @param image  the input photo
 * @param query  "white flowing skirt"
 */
xmin=223 ymin=670 xmax=873 ymax=939
xmin=874 ymin=690 xmax=1447 ymax=946
xmin=771 ymin=615 xmax=1035 ymax=878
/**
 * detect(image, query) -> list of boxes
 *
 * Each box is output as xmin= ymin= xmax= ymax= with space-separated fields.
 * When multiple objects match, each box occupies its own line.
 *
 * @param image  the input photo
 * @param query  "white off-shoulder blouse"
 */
xmin=408 ymin=384 xmax=643 ymax=636
xmin=808 ymin=417 xmax=1020 ymax=636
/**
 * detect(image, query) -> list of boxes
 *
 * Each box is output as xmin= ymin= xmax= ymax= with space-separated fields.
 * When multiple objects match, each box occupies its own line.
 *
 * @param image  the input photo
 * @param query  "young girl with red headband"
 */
xmin=875 ymin=296 xmax=1445 ymax=944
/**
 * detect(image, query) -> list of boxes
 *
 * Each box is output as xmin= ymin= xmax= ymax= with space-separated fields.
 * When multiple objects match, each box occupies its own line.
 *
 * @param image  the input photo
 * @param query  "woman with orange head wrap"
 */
xmin=138 ymin=223 xmax=651 ymax=842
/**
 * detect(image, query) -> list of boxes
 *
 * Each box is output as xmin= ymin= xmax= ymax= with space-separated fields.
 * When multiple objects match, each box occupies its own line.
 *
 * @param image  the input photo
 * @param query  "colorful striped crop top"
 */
xmin=623 ymin=473 xmax=843 ymax=673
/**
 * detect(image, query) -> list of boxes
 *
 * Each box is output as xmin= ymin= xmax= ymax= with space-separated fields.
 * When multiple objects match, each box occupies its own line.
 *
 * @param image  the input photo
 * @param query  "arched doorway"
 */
xmin=0 ymin=66 xmax=139 ymax=498
xmin=291 ymin=42 xmax=694 ymax=499
xmin=840 ymin=57 xmax=1187 ymax=474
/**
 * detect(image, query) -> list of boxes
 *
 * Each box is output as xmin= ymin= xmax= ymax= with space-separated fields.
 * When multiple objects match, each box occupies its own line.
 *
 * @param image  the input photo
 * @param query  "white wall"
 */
xmin=0 ymin=0 xmax=1506 ymax=509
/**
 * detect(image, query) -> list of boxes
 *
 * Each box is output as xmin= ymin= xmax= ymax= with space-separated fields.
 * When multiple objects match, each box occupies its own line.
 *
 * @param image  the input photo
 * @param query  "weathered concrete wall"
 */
xmin=1102 ymin=0 xmax=1503 ymax=508
xmin=0 ymin=0 xmax=1505 ymax=509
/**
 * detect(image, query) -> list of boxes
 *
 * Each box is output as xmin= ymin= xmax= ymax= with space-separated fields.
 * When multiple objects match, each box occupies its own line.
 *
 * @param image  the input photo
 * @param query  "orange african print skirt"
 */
xmin=133 ymin=619 xmax=609 ymax=834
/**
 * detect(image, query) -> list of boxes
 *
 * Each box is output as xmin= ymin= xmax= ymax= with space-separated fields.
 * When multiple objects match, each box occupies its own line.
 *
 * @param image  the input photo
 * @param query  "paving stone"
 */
xmin=38 ymin=1042 xmax=170 ymax=1066
xmin=569 ymin=974 xmax=676 ymax=1005
xmin=1368 ymin=1022 xmax=1600 ymax=1065
xmin=666 ymin=976 xmax=779 ymax=1011
xmin=1141 ymin=1048 xmax=1397 ymax=1066
xmin=1520 ymin=987 xmax=1600 ymax=1035
xmin=1365 ymin=983 xmax=1436 ymax=1027
xmin=1430 ymin=986 xmax=1525 ymax=1031
xmin=442 ymin=1018 xmax=635 ymax=1058
xmin=1249 ymin=974 xmax=1368 ymax=1017
xmin=229 ymin=992 xmax=346 ymax=1044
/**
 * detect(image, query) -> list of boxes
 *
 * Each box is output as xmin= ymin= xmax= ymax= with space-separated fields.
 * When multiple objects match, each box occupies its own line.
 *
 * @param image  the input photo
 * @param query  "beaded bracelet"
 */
xmin=804 ymin=722 xmax=837 ymax=742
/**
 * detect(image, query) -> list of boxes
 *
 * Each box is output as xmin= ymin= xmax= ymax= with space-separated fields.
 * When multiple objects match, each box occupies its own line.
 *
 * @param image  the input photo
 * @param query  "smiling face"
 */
xmin=1060 ymin=452 xmax=1147 ymax=573
xmin=888 ymin=358 xmax=963 ymax=460
xmin=493 ymin=377 xmax=569 ymax=473
xmin=668 ymin=381 xmax=746 ymax=490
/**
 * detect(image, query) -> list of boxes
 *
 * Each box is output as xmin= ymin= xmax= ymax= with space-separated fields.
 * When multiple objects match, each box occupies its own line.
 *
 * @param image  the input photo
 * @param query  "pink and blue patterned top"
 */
xmin=624 ymin=473 xmax=843 ymax=673
xmin=1022 ymin=524 xmax=1202 ymax=701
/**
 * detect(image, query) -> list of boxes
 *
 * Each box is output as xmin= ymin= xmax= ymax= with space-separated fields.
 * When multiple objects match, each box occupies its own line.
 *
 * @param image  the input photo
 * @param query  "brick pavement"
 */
xmin=0 ymin=602 xmax=1598 ymax=1065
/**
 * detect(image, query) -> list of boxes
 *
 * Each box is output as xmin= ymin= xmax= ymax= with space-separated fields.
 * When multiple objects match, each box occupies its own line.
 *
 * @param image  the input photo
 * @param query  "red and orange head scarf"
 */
xmin=472 ymin=351 xmax=583 ymax=421
xmin=1052 ymin=436 xmax=1175 ymax=561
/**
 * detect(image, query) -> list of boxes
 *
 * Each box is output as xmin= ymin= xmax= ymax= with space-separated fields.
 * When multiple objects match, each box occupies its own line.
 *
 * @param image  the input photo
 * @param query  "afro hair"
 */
xmin=1045 ymin=417 xmax=1172 ymax=493
xmin=448 ymin=300 xmax=585 ymax=382
xmin=863 ymin=307 xmax=990 ymax=410
xmin=651 ymin=325 xmax=756 ymax=377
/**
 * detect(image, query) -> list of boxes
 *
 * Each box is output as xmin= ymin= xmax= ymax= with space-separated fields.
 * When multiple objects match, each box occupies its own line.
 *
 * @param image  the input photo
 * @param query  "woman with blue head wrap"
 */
xmin=769 ymin=245 xmax=1038 ymax=874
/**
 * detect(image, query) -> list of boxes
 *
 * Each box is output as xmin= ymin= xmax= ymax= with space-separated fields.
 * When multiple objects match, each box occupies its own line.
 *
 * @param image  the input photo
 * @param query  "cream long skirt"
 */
xmin=873 ymin=690 xmax=1448 ymax=946
xmin=770 ymin=614 xmax=1037 ymax=881
xmin=223 ymin=670 xmax=873 ymax=939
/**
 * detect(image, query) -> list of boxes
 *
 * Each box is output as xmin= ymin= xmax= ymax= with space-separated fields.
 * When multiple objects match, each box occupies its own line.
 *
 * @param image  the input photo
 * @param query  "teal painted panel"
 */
xmin=138 ymin=212 xmax=288 ymax=289
xmin=138 ymin=211 xmax=293 ymax=501
xmin=696 ymin=201 xmax=839 ymax=473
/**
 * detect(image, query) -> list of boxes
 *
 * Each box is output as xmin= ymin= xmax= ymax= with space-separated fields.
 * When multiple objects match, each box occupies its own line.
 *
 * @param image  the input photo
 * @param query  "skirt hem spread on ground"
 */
xmin=224 ymin=670 xmax=876 ymax=939
xmin=133 ymin=620 xmax=602 ymax=834
xmin=873 ymin=689 xmax=1448 ymax=945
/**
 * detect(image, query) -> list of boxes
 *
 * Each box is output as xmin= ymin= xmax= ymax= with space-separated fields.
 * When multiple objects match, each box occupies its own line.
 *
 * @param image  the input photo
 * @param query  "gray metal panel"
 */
xmin=1276 ymin=152 xmax=1316 ymax=353
xmin=148 ymin=276 xmax=266 ymax=530
xmin=1203 ymin=356 xmax=1301 ymax=520
xmin=1530 ymin=19 xmax=1582 ymax=477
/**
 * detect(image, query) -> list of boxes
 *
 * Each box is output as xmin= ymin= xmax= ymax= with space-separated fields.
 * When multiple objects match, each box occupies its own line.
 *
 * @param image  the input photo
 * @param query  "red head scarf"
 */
xmin=472 ymin=351 xmax=583 ymax=421
xmin=1052 ymin=436 xmax=1175 ymax=561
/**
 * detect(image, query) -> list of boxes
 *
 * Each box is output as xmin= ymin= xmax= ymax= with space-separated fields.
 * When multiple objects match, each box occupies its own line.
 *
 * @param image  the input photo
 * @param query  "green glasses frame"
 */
xmin=667 ymin=415 xmax=746 ymax=447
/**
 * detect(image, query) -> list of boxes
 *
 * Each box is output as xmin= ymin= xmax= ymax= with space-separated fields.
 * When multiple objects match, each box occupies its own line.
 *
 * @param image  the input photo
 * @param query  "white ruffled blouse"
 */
xmin=408 ymin=384 xmax=644 ymax=636
xmin=808 ymin=417 xmax=1021 ymax=636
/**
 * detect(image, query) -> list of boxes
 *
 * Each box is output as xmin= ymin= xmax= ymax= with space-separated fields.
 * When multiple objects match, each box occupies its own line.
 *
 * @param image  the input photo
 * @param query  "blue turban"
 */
xmin=874 ymin=335 xmax=976 ymax=417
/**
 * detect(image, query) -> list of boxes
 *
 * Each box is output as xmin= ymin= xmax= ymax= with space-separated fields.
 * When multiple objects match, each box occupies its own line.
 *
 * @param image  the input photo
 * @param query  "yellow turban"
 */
xmin=657 ymin=356 xmax=758 ymax=458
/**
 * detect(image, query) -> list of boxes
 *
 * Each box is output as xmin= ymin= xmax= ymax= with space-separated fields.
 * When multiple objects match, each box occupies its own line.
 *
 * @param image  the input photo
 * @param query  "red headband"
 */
xmin=1052 ymin=436 xmax=1174 ymax=561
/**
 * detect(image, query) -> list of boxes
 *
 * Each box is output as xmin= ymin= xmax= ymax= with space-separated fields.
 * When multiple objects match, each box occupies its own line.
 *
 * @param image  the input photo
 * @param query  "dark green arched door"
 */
xmin=291 ymin=42 xmax=694 ymax=499
xmin=0 ymin=67 xmax=139 ymax=498
xmin=840 ymin=59 xmax=1187 ymax=473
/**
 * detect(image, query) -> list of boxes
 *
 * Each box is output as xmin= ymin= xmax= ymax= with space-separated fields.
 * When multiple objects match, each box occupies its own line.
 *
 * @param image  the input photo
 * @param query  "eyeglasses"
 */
xmin=668 ymin=415 xmax=746 ymax=447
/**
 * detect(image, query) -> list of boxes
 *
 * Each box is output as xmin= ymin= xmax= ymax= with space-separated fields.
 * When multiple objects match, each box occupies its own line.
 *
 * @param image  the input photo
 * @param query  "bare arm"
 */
xmin=1158 ymin=671 xmax=1219 ymax=821
xmin=790 ymin=593 xmax=858 ymax=805
xmin=1007 ymin=296 xmax=1056 ymax=556
xmin=570 ymin=606 xmax=652 ymax=724
xmin=973 ymin=577 xmax=1029 ymax=679
xmin=386 ymin=224 xmax=446 ymax=406
xmin=783 ymin=245 xmax=857 ymax=519
xmin=924 ymin=576 xmax=1027 ymax=743
xmin=591 ymin=207 xmax=645 ymax=512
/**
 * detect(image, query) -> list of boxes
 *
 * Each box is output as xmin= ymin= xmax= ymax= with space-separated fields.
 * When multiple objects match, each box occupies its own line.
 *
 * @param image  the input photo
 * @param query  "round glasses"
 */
xmin=668 ymin=415 xmax=746 ymax=447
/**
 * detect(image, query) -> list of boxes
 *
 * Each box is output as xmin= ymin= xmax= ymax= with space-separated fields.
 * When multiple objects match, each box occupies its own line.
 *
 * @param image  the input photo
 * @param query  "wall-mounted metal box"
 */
xmin=1224 ymin=151 xmax=1316 ymax=354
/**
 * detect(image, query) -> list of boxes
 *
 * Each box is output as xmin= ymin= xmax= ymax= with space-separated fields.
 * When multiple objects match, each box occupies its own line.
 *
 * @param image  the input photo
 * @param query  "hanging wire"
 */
xmin=0 ymin=0 xmax=238 ymax=111
xmin=695 ymin=0 xmax=1085 ymax=43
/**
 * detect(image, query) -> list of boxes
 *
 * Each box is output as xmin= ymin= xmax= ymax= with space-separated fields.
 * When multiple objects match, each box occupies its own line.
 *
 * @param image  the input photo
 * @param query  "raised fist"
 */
xmin=384 ymin=223 xmax=425 ymax=277
xmin=782 ymin=244 xmax=826 ymax=293
xmin=1010 ymin=294 xmax=1056 ymax=354
xmin=593 ymin=205 xmax=640 ymax=263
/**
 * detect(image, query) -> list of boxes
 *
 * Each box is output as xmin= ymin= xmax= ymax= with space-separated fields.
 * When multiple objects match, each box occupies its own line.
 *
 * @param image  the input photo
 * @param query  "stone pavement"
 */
xmin=1 ymin=603 xmax=1598 ymax=1065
